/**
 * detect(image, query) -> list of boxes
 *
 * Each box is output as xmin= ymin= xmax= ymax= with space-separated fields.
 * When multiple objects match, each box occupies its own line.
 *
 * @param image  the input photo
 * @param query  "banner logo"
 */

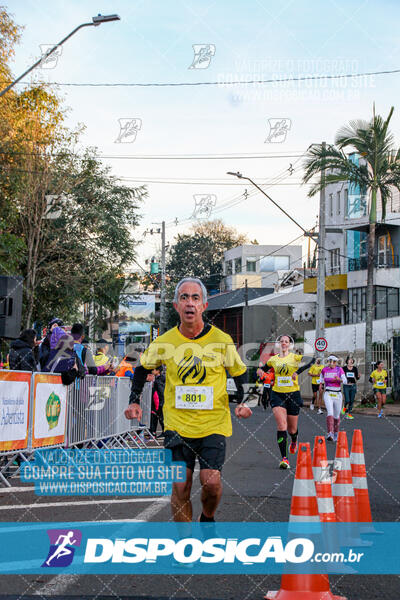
xmin=46 ymin=392 xmax=61 ymax=430
xmin=42 ymin=529 xmax=82 ymax=567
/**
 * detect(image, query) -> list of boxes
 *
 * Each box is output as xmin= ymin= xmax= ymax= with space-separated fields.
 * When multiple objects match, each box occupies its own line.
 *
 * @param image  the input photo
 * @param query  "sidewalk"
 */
xmin=303 ymin=397 xmax=400 ymax=417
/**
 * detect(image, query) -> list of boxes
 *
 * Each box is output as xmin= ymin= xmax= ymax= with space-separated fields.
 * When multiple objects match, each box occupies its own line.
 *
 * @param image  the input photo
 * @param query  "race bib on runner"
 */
xmin=328 ymin=391 xmax=340 ymax=399
xmin=376 ymin=381 xmax=385 ymax=387
xmin=277 ymin=376 xmax=293 ymax=387
xmin=316 ymin=378 xmax=322 ymax=384
xmin=175 ymin=386 xmax=213 ymax=410
xmin=263 ymin=383 xmax=270 ymax=389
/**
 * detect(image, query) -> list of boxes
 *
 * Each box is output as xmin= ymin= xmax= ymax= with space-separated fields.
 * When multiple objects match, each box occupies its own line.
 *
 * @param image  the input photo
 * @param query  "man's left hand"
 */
xmin=235 ymin=404 xmax=252 ymax=419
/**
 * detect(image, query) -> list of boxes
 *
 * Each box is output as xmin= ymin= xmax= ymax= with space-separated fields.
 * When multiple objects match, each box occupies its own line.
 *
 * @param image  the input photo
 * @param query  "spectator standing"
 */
xmin=9 ymin=329 xmax=38 ymax=371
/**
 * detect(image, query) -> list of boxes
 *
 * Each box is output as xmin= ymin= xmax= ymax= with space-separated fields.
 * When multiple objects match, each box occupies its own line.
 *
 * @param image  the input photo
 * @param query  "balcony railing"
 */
xmin=348 ymin=254 xmax=400 ymax=272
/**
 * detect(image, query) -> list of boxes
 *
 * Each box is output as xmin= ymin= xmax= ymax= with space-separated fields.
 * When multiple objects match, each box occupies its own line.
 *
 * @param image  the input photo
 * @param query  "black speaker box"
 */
xmin=0 ymin=276 xmax=23 ymax=339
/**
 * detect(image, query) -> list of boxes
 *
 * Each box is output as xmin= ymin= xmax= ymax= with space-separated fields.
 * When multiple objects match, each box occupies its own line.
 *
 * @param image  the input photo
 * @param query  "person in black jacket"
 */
xmin=9 ymin=329 xmax=38 ymax=371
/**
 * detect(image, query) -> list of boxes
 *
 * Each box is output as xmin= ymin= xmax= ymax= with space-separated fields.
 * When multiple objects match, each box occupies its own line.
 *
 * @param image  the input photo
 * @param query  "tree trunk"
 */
xmin=364 ymin=221 xmax=376 ymax=398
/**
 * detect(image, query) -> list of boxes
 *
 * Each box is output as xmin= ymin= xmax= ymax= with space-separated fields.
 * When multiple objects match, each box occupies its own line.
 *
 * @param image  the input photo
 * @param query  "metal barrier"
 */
xmin=0 ymin=371 xmax=160 ymax=487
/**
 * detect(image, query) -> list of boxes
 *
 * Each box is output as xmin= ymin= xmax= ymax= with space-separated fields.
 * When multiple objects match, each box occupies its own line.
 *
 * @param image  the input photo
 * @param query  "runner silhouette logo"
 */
xmin=42 ymin=529 xmax=82 ymax=567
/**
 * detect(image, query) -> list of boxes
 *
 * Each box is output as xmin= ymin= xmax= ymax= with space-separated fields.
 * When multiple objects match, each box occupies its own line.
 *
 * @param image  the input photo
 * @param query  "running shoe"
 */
xmin=345 ymin=413 xmax=354 ymax=420
xmin=279 ymin=457 xmax=290 ymax=469
xmin=341 ymin=406 xmax=347 ymax=415
xmin=333 ymin=432 xmax=338 ymax=442
xmin=310 ymin=403 xmax=314 ymax=411
xmin=326 ymin=432 xmax=334 ymax=442
xmin=378 ymin=410 xmax=383 ymax=418
xmin=317 ymin=408 xmax=323 ymax=414
xmin=289 ymin=441 xmax=298 ymax=454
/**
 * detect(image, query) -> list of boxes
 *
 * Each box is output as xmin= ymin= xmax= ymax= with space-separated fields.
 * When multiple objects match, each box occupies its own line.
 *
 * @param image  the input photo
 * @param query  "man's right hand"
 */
xmin=124 ymin=404 xmax=142 ymax=421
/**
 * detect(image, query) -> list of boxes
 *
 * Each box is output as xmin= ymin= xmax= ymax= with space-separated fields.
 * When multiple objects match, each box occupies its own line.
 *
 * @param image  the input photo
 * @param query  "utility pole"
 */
xmin=160 ymin=221 xmax=167 ymax=334
xmin=146 ymin=222 xmax=167 ymax=334
xmin=316 ymin=141 xmax=326 ymax=348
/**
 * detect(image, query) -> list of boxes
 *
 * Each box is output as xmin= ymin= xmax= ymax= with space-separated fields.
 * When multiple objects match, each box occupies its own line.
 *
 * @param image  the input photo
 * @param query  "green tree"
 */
xmin=31 ymin=150 xmax=146 ymax=328
xmin=167 ymin=219 xmax=247 ymax=290
xmin=303 ymin=106 xmax=400 ymax=394
xmin=166 ymin=219 xmax=247 ymax=327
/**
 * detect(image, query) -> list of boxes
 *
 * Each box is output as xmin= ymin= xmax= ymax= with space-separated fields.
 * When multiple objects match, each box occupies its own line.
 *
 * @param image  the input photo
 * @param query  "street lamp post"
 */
xmin=227 ymin=170 xmax=321 ymax=352
xmin=226 ymin=171 xmax=309 ymax=234
xmin=0 ymin=14 xmax=121 ymax=98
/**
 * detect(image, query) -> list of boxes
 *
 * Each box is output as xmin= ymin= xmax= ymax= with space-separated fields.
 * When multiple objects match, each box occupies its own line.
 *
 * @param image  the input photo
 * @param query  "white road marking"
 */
xmin=33 ymin=496 xmax=170 ymax=595
xmin=0 ymin=497 xmax=169 ymax=510
xmin=0 ymin=486 xmax=35 ymax=493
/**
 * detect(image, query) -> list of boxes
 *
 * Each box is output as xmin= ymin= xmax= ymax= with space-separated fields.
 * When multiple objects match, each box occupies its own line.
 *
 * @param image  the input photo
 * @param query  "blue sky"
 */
xmin=7 ymin=0 xmax=400 ymax=266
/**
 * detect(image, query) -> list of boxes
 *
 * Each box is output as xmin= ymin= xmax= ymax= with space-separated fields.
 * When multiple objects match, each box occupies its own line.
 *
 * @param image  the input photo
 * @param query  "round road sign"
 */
xmin=315 ymin=337 xmax=328 ymax=352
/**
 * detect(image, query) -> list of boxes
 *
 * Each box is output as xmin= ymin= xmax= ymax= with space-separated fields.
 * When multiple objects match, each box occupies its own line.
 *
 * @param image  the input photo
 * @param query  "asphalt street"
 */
xmin=0 ymin=404 xmax=399 ymax=600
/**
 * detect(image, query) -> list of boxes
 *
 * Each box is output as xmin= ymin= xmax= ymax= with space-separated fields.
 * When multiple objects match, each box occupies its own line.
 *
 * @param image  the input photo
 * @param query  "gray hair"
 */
xmin=173 ymin=277 xmax=208 ymax=304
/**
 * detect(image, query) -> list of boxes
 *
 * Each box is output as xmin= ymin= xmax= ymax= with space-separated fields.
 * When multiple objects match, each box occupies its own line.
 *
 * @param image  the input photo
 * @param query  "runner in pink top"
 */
xmin=319 ymin=355 xmax=347 ymax=442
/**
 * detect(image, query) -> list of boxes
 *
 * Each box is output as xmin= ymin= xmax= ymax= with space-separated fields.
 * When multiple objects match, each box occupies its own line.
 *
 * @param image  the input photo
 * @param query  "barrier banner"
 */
xmin=0 ymin=371 xmax=31 ymax=452
xmin=32 ymin=373 xmax=67 ymax=448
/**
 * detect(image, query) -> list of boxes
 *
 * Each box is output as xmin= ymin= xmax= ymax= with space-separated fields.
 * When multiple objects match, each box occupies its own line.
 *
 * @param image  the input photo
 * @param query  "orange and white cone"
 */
xmin=265 ymin=443 xmax=346 ymax=600
xmin=350 ymin=429 xmax=372 ymax=522
xmin=333 ymin=431 xmax=371 ymax=547
xmin=350 ymin=429 xmax=381 ymax=535
xmin=312 ymin=436 xmax=336 ymax=523
xmin=332 ymin=431 xmax=357 ymax=523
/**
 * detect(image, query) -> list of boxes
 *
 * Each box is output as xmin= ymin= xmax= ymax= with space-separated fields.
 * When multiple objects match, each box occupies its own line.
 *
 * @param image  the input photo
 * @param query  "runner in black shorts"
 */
xmin=125 ymin=277 xmax=252 ymax=523
xmin=266 ymin=336 xmax=313 ymax=469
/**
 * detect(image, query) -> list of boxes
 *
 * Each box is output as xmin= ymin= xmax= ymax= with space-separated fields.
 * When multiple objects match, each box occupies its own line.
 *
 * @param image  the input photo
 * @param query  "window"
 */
xmin=329 ymin=193 xmax=333 ymax=217
xmin=330 ymin=248 xmax=340 ymax=270
xmin=234 ymin=257 xmax=242 ymax=273
xmin=260 ymin=255 xmax=290 ymax=272
xmin=348 ymin=287 xmax=366 ymax=324
xmin=375 ymin=286 xmax=386 ymax=320
xmin=378 ymin=235 xmax=388 ymax=266
xmin=225 ymin=261 xmax=233 ymax=275
xmin=388 ymin=287 xmax=399 ymax=318
xmin=337 ymin=191 xmax=341 ymax=215
xmin=347 ymin=286 xmax=400 ymax=323
xmin=344 ymin=189 xmax=348 ymax=215
xmin=246 ymin=257 xmax=257 ymax=272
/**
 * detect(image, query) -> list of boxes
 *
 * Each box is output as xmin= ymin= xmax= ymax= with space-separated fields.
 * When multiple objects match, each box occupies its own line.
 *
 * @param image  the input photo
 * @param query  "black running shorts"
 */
xmin=312 ymin=383 xmax=320 ymax=393
xmin=163 ymin=430 xmax=226 ymax=472
xmin=270 ymin=390 xmax=303 ymax=415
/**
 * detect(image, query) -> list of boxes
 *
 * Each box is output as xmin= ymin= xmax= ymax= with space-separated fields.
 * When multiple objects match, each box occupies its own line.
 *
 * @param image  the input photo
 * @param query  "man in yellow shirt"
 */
xmin=124 ymin=277 xmax=251 ymax=522
xmin=370 ymin=360 xmax=388 ymax=418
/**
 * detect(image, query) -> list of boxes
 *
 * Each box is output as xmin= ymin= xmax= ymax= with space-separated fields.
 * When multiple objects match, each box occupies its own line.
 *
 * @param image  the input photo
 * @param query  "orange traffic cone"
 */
xmin=332 ymin=431 xmax=371 ymax=548
xmin=312 ymin=436 xmax=336 ymax=523
xmin=350 ymin=429 xmax=372 ymax=522
xmin=332 ymin=431 xmax=357 ymax=522
xmin=265 ymin=443 xmax=346 ymax=600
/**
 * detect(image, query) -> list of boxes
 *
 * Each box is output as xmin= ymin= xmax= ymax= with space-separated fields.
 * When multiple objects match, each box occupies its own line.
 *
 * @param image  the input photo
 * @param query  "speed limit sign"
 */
xmin=315 ymin=337 xmax=328 ymax=352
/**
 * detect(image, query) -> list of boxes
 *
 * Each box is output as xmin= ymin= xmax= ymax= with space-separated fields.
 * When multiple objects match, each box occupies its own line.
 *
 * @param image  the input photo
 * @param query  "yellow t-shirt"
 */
xmin=94 ymin=352 xmax=109 ymax=367
xmin=308 ymin=364 xmax=324 ymax=385
xmin=370 ymin=369 xmax=387 ymax=389
xmin=267 ymin=352 xmax=302 ymax=393
xmin=140 ymin=325 xmax=246 ymax=438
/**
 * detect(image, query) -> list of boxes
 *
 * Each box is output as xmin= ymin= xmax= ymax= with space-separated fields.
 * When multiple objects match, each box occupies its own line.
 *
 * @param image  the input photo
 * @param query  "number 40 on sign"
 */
xmin=315 ymin=337 xmax=328 ymax=352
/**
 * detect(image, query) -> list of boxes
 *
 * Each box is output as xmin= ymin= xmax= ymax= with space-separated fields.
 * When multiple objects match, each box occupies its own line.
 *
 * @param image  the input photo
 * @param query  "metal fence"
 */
xmin=372 ymin=342 xmax=392 ymax=388
xmin=0 ymin=373 xmax=158 ymax=487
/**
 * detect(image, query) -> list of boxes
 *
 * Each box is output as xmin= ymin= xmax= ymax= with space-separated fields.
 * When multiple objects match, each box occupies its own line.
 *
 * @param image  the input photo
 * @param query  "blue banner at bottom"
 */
xmin=0 ymin=522 xmax=396 ymax=575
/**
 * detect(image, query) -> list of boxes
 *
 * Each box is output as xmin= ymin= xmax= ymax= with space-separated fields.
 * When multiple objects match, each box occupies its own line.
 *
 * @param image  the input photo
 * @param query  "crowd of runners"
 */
xmin=124 ymin=276 xmax=389 ymax=523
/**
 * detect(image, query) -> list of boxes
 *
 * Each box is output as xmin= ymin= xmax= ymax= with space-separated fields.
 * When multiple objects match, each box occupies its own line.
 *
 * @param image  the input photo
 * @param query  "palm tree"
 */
xmin=303 ymin=106 xmax=400 ymax=396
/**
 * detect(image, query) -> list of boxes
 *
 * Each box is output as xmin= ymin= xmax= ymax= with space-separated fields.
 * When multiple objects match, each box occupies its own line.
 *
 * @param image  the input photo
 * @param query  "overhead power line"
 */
xmin=2 ymin=66 xmax=399 ymax=88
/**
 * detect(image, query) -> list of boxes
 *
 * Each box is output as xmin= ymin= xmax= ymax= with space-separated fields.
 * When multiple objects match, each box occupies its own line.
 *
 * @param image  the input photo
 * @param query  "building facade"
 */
xmin=222 ymin=244 xmax=303 ymax=291
xmin=304 ymin=152 xmax=400 ymax=327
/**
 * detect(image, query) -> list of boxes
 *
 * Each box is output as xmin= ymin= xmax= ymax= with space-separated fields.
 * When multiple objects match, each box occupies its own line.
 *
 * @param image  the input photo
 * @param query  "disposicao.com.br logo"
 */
xmin=84 ymin=536 xmax=313 ymax=565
